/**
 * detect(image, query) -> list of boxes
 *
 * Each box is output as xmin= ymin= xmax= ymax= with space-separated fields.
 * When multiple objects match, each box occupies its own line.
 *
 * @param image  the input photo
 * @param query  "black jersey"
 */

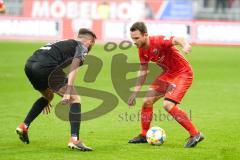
xmin=27 ymin=39 xmax=88 ymax=71
xmin=24 ymin=39 xmax=88 ymax=91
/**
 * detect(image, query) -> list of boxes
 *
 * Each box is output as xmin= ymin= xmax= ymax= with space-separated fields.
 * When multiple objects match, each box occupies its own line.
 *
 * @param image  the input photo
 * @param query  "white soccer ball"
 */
xmin=146 ymin=127 xmax=166 ymax=145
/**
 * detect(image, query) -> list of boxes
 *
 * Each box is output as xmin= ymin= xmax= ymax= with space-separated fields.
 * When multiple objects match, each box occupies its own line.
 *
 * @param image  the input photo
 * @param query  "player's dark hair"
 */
xmin=78 ymin=28 xmax=97 ymax=40
xmin=130 ymin=22 xmax=148 ymax=34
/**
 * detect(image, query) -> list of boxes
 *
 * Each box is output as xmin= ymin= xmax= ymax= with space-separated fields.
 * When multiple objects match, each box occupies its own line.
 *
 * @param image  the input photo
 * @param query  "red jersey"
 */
xmin=138 ymin=36 xmax=192 ymax=76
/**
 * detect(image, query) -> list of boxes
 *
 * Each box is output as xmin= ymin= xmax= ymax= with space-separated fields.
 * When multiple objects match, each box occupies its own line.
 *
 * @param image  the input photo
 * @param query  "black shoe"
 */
xmin=68 ymin=138 xmax=93 ymax=151
xmin=185 ymin=133 xmax=204 ymax=148
xmin=16 ymin=123 xmax=29 ymax=144
xmin=128 ymin=134 xmax=147 ymax=143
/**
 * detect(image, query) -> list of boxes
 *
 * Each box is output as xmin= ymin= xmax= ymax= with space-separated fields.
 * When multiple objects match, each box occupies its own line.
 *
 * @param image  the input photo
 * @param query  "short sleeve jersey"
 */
xmin=27 ymin=39 xmax=88 ymax=70
xmin=138 ymin=36 xmax=192 ymax=74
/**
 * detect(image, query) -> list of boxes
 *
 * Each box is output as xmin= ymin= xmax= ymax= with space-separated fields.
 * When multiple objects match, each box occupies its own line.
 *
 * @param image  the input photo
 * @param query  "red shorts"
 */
xmin=149 ymin=70 xmax=193 ymax=103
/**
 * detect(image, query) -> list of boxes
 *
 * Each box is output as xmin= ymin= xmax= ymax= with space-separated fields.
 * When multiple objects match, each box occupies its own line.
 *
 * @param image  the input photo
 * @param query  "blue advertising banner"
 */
xmin=156 ymin=0 xmax=193 ymax=20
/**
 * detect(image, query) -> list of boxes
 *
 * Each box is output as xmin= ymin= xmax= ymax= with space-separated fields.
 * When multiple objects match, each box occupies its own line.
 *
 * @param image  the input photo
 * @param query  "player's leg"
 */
xmin=57 ymin=85 xmax=92 ymax=151
xmin=163 ymin=73 xmax=204 ymax=148
xmin=40 ymin=89 xmax=54 ymax=114
xmin=129 ymin=86 xmax=165 ymax=143
xmin=16 ymin=64 xmax=53 ymax=144
xmin=16 ymin=88 xmax=53 ymax=144
xmin=141 ymin=90 xmax=163 ymax=135
xmin=24 ymin=88 xmax=53 ymax=127
xmin=163 ymin=100 xmax=204 ymax=148
xmin=128 ymin=89 xmax=163 ymax=143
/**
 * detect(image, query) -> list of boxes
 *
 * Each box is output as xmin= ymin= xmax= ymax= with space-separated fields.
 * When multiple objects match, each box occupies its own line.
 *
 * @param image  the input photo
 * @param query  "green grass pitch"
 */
xmin=0 ymin=41 xmax=240 ymax=160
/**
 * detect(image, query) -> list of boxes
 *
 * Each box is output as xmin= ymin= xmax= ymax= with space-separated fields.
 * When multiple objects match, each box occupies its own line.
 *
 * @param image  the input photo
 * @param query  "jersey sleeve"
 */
xmin=138 ymin=49 xmax=149 ymax=65
xmin=158 ymin=35 xmax=174 ymax=48
xmin=74 ymin=43 xmax=88 ymax=65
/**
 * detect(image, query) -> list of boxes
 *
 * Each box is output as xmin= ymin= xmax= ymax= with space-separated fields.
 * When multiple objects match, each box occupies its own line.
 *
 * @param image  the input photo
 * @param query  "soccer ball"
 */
xmin=146 ymin=127 xmax=166 ymax=145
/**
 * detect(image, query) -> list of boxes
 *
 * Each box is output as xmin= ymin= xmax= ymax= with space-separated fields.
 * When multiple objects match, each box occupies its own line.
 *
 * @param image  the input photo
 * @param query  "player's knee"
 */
xmin=143 ymin=97 xmax=154 ymax=107
xmin=48 ymin=93 xmax=54 ymax=101
xmin=43 ymin=92 xmax=54 ymax=102
xmin=163 ymin=100 xmax=175 ymax=111
xmin=71 ymin=95 xmax=81 ymax=103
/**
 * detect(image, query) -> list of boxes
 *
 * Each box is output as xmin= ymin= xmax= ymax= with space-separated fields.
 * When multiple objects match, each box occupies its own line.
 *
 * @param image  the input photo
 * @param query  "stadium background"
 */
xmin=0 ymin=0 xmax=240 ymax=160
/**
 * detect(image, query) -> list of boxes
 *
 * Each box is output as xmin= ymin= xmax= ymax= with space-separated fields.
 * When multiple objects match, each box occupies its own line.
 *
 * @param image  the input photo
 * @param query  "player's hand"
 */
xmin=42 ymin=104 xmax=52 ymax=115
xmin=183 ymin=43 xmax=192 ymax=54
xmin=61 ymin=93 xmax=71 ymax=105
xmin=128 ymin=93 xmax=137 ymax=107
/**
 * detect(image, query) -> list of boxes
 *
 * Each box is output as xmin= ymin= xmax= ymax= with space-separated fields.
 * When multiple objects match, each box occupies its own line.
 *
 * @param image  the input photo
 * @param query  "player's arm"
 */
xmin=172 ymin=37 xmax=192 ymax=54
xmin=62 ymin=44 xmax=87 ymax=103
xmin=134 ymin=63 xmax=149 ymax=93
xmin=67 ymin=58 xmax=81 ymax=86
xmin=128 ymin=63 xmax=148 ymax=106
xmin=62 ymin=58 xmax=81 ymax=104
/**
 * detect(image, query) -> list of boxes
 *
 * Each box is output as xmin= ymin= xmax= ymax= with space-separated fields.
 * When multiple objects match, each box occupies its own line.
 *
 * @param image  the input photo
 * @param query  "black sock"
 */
xmin=69 ymin=103 xmax=81 ymax=140
xmin=24 ymin=97 xmax=49 ymax=128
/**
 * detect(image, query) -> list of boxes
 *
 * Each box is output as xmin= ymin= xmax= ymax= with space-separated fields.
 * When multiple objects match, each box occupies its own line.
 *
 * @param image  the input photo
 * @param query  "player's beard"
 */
xmin=135 ymin=43 xmax=139 ymax=48
xmin=135 ymin=42 xmax=143 ymax=48
xmin=138 ymin=41 xmax=146 ymax=48
xmin=88 ymin=44 xmax=92 ymax=51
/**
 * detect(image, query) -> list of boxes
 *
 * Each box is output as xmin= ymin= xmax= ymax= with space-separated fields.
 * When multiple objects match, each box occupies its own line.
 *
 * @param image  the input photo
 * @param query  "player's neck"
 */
xmin=143 ymin=37 xmax=150 ymax=49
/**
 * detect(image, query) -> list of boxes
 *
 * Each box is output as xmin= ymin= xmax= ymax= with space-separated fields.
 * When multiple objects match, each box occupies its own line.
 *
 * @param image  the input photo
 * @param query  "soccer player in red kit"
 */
xmin=128 ymin=22 xmax=204 ymax=148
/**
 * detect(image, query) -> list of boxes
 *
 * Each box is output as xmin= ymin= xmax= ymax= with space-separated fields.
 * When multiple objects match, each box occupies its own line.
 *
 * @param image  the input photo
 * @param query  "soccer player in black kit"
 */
xmin=16 ymin=28 xmax=96 ymax=151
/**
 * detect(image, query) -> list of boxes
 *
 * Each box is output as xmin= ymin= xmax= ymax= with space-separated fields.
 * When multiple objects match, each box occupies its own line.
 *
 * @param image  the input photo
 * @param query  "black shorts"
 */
xmin=25 ymin=62 xmax=67 ymax=91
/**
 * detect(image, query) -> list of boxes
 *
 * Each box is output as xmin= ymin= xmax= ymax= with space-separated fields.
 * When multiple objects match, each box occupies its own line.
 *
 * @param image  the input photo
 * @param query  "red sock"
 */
xmin=168 ymin=106 xmax=199 ymax=136
xmin=141 ymin=106 xmax=153 ymax=136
